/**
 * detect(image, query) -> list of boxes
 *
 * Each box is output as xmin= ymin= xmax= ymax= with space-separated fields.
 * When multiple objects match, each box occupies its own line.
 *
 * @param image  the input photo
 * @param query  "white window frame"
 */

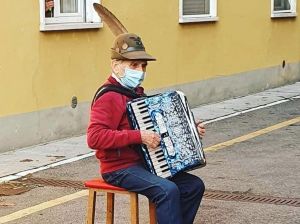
xmin=179 ymin=0 xmax=218 ymax=23
xmin=271 ymin=0 xmax=297 ymax=18
xmin=40 ymin=0 xmax=103 ymax=31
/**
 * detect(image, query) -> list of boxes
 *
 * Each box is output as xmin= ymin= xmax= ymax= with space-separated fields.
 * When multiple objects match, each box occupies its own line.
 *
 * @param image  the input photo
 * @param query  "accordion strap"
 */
xmin=91 ymin=84 xmax=143 ymax=107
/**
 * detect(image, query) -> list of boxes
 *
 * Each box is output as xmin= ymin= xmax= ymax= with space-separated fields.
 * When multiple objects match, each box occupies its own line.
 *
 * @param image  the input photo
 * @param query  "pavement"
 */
xmin=0 ymin=81 xmax=300 ymax=183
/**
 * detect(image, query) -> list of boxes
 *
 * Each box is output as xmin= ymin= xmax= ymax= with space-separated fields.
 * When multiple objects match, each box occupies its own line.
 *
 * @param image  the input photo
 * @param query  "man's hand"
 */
xmin=196 ymin=120 xmax=206 ymax=138
xmin=141 ymin=130 xmax=161 ymax=149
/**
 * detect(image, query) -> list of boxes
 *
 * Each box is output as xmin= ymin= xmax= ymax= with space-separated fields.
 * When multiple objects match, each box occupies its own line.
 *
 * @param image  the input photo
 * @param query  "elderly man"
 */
xmin=87 ymin=33 xmax=205 ymax=224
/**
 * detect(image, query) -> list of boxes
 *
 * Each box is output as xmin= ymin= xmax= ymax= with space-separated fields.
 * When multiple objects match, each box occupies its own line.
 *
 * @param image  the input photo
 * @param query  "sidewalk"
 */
xmin=1 ymin=82 xmax=299 ymax=183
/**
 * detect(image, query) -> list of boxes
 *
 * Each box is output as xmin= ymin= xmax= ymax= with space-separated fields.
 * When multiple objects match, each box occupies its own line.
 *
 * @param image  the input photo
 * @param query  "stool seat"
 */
xmin=84 ymin=179 xmax=126 ymax=191
xmin=85 ymin=178 xmax=156 ymax=224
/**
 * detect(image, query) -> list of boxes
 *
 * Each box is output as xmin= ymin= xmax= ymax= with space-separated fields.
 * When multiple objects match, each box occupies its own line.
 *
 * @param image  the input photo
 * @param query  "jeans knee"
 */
xmin=166 ymin=182 xmax=180 ymax=198
xmin=159 ymin=182 xmax=180 ymax=203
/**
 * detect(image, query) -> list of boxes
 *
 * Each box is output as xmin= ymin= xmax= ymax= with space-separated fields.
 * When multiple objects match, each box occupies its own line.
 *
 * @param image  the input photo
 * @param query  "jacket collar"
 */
xmin=107 ymin=75 xmax=145 ymax=96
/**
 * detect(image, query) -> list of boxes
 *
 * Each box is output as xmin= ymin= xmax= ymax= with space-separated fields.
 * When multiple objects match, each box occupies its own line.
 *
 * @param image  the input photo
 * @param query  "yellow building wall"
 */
xmin=0 ymin=0 xmax=299 ymax=117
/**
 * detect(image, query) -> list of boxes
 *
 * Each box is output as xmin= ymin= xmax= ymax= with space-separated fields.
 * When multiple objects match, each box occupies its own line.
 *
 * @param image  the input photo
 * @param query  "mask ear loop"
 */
xmin=116 ymin=62 xmax=126 ymax=78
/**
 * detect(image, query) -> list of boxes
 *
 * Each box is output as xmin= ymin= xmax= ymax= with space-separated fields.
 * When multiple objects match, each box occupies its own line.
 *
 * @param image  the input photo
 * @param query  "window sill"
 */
xmin=271 ymin=12 xmax=297 ymax=18
xmin=179 ymin=16 xmax=219 ymax=24
xmin=40 ymin=22 xmax=103 ymax=31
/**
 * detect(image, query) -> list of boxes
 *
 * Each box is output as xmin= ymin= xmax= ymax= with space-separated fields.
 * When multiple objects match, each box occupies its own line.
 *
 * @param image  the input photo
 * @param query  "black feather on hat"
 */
xmin=93 ymin=3 xmax=156 ymax=61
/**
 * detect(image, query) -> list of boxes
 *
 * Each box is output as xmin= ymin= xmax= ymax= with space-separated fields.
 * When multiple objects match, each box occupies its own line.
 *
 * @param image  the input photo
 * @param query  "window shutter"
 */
xmin=183 ymin=0 xmax=210 ymax=15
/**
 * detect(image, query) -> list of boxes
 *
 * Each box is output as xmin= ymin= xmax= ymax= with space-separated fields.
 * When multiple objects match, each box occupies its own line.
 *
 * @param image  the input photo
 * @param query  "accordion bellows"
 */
xmin=127 ymin=91 xmax=206 ymax=178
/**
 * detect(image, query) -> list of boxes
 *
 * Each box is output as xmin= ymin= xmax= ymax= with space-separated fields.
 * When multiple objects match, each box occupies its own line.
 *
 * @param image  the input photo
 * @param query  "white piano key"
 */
xmin=150 ymin=157 xmax=165 ymax=165
xmin=133 ymin=108 xmax=149 ymax=115
xmin=152 ymin=159 xmax=167 ymax=165
xmin=153 ymin=161 xmax=168 ymax=168
xmin=156 ymin=169 xmax=171 ymax=178
xmin=152 ymin=159 xmax=167 ymax=167
xmin=135 ymin=115 xmax=151 ymax=121
xmin=134 ymin=112 xmax=151 ymax=119
xmin=161 ymin=172 xmax=172 ymax=178
xmin=151 ymin=155 xmax=166 ymax=163
xmin=135 ymin=118 xmax=152 ymax=125
xmin=156 ymin=171 xmax=163 ymax=177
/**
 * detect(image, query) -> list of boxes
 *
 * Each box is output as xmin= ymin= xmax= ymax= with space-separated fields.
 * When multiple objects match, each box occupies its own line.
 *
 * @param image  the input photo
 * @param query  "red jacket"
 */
xmin=87 ymin=76 xmax=145 ymax=174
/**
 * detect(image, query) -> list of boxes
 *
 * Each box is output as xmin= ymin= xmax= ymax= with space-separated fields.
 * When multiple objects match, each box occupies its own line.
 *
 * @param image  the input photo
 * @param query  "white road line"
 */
xmin=0 ymin=152 xmax=95 ymax=183
xmin=0 ymin=190 xmax=88 ymax=224
xmin=204 ymin=96 xmax=299 ymax=124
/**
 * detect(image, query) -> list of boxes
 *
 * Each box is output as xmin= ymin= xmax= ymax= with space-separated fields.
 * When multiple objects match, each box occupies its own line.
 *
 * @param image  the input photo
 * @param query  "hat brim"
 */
xmin=112 ymin=50 xmax=156 ymax=61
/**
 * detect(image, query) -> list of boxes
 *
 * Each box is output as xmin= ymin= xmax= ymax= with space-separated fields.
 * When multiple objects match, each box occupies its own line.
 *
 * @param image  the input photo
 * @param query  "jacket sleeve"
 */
xmin=87 ymin=92 xmax=142 ymax=150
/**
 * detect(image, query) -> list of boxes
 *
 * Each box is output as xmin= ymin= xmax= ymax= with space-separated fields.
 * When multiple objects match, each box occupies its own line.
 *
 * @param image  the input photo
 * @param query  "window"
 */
xmin=271 ymin=0 xmax=297 ymax=18
xmin=40 ymin=0 xmax=103 ymax=31
xmin=179 ymin=0 xmax=218 ymax=23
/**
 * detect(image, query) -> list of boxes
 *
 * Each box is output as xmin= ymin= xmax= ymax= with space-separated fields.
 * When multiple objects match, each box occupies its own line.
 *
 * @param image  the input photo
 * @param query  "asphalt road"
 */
xmin=0 ymin=98 xmax=299 ymax=224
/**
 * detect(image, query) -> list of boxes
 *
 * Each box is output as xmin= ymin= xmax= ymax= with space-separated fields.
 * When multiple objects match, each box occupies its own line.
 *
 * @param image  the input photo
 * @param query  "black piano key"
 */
xmin=162 ymin=168 xmax=170 ymax=172
xmin=136 ymin=117 xmax=151 ymax=122
xmin=153 ymin=161 xmax=167 ymax=168
xmin=144 ymin=119 xmax=152 ymax=124
xmin=139 ymin=105 xmax=148 ymax=110
xmin=156 ymin=154 xmax=164 ymax=159
xmin=160 ymin=164 xmax=168 ymax=168
xmin=146 ymin=126 xmax=155 ymax=130
xmin=155 ymin=150 xmax=163 ymax=155
xmin=149 ymin=151 xmax=163 ymax=157
xmin=136 ymin=101 xmax=146 ymax=106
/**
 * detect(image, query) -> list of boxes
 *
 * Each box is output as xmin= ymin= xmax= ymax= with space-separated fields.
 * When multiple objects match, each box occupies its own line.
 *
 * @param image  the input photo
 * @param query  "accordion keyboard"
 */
xmin=127 ymin=91 xmax=206 ymax=178
xmin=131 ymin=101 xmax=172 ymax=178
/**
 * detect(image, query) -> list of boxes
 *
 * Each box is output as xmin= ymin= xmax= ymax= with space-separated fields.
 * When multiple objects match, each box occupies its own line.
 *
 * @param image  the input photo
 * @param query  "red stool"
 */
xmin=85 ymin=179 xmax=157 ymax=224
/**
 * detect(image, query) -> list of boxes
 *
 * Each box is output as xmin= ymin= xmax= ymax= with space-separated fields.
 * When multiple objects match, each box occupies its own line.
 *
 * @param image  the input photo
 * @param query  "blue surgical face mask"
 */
xmin=120 ymin=68 xmax=145 ymax=89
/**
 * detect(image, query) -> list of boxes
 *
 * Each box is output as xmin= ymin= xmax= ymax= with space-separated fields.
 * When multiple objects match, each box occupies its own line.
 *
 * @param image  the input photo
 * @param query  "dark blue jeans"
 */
xmin=102 ymin=165 xmax=205 ymax=224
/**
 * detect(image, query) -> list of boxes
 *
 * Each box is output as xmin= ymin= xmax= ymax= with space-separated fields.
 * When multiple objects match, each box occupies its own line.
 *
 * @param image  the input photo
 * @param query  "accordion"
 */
xmin=127 ymin=91 xmax=206 ymax=178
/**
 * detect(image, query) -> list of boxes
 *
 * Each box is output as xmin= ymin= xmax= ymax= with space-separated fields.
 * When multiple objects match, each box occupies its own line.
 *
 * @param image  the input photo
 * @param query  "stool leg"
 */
xmin=86 ymin=189 xmax=96 ymax=224
xmin=106 ymin=192 xmax=115 ymax=224
xmin=149 ymin=201 xmax=157 ymax=224
xmin=130 ymin=193 xmax=139 ymax=224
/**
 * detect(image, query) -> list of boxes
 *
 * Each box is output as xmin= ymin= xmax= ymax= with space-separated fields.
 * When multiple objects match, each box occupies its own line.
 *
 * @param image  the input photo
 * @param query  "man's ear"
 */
xmin=111 ymin=60 xmax=120 ymax=75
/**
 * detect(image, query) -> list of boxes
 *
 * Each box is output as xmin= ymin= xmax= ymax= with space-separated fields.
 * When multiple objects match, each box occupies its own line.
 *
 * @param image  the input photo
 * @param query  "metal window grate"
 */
xmin=17 ymin=177 xmax=300 ymax=207
xmin=203 ymin=190 xmax=300 ymax=207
